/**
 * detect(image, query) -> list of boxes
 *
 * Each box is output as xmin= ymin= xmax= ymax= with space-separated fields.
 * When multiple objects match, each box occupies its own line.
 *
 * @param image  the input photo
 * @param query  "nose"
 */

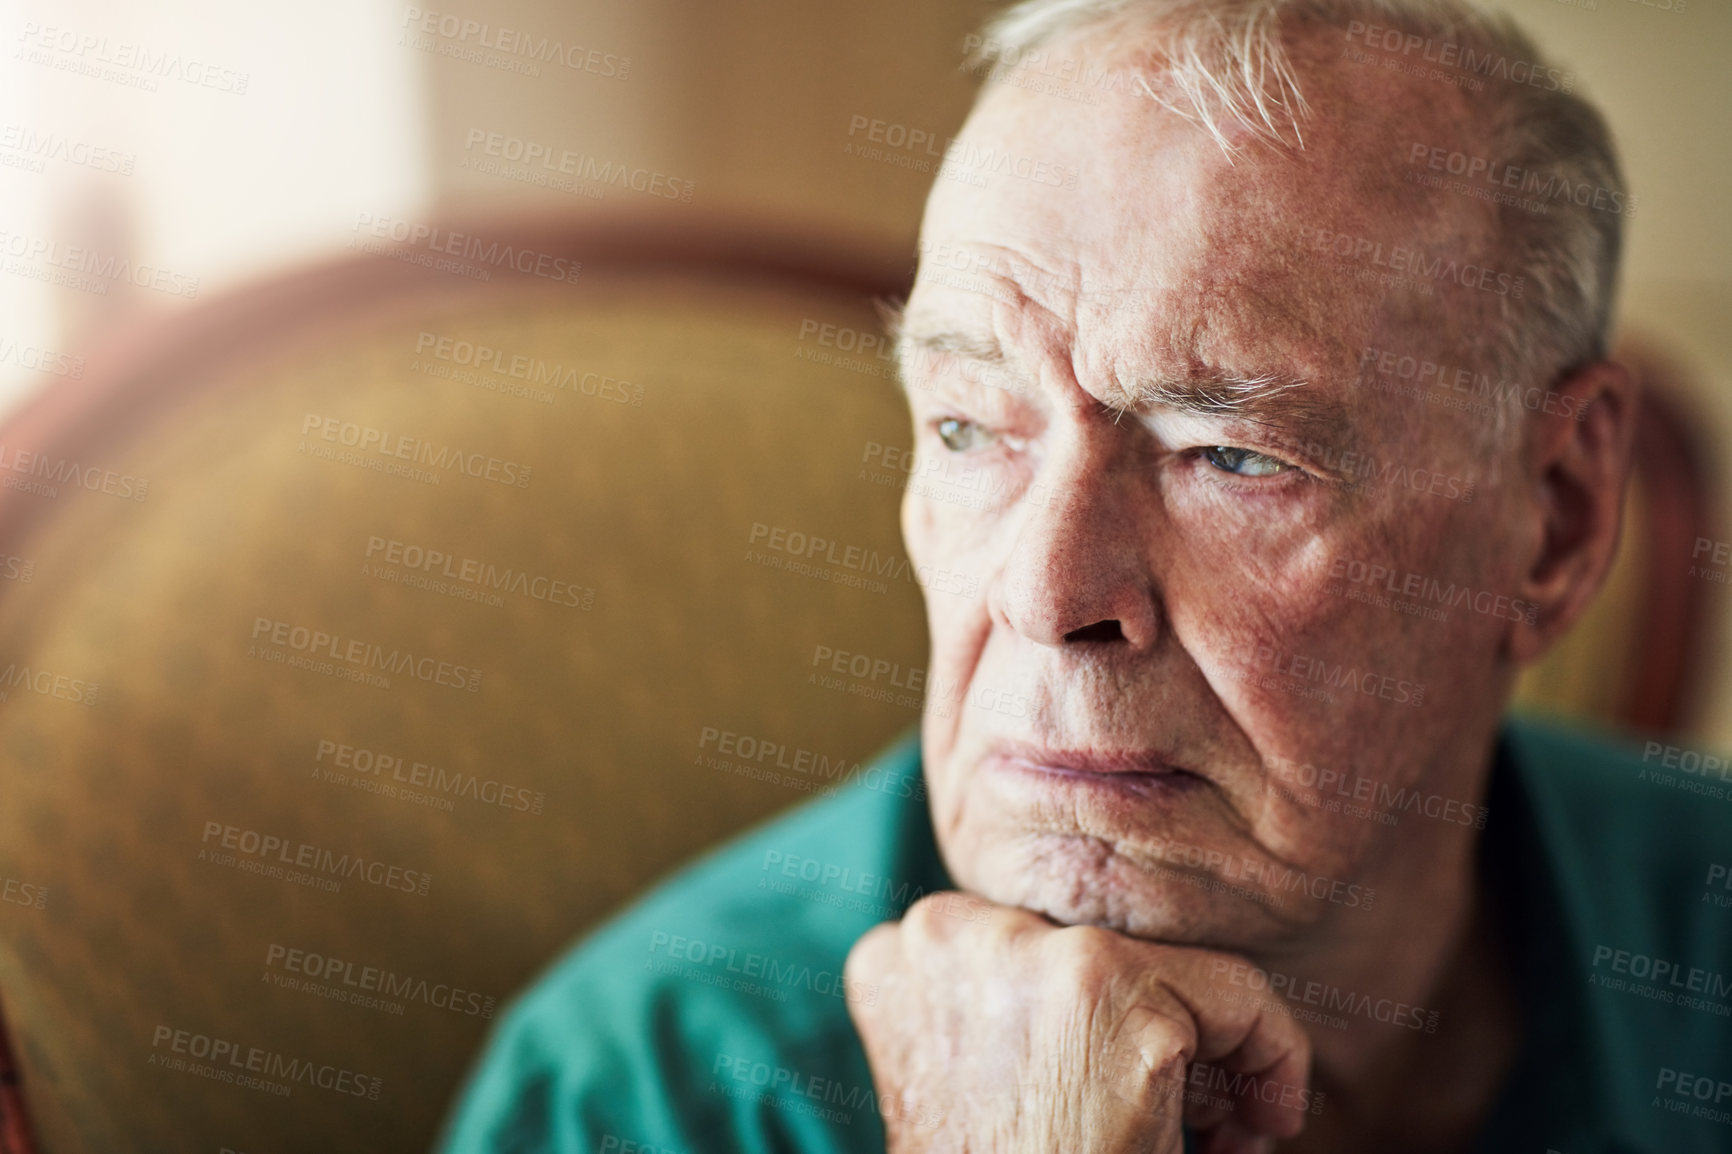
xmin=990 ymin=437 xmax=1163 ymax=650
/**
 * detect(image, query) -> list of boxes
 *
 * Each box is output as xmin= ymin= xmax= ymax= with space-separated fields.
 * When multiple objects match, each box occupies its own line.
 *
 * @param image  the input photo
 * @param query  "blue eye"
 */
xmin=936 ymin=417 xmax=994 ymax=452
xmin=1203 ymin=446 xmax=1288 ymax=477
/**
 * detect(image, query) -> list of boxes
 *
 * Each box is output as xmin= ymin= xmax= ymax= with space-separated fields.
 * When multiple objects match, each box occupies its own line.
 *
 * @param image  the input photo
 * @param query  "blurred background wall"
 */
xmin=0 ymin=0 xmax=1727 ymax=719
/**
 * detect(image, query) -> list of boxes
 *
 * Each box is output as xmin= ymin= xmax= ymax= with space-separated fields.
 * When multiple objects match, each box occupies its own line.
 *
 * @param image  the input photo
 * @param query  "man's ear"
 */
xmin=1505 ymin=358 xmax=1640 ymax=665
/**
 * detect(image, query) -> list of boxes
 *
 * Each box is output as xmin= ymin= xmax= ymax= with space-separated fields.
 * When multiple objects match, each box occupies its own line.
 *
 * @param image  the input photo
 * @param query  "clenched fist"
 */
xmin=844 ymin=893 xmax=1316 ymax=1154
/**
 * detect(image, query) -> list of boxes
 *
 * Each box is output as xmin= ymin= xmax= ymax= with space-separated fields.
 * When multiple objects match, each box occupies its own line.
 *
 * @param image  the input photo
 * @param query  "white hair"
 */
xmin=965 ymin=0 xmax=1626 ymax=442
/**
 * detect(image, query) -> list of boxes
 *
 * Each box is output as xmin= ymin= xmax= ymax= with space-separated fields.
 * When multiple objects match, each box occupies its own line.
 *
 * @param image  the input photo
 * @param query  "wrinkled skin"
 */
xmin=848 ymin=894 xmax=1314 ymax=1153
xmin=847 ymin=18 xmax=1636 ymax=1154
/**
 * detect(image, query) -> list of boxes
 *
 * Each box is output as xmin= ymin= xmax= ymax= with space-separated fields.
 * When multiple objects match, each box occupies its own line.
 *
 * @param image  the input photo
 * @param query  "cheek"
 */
xmin=1179 ymin=544 xmax=1480 ymax=866
xmin=1164 ymin=506 xmax=1342 ymax=658
xmin=903 ymin=480 xmax=1011 ymax=635
xmin=903 ymin=477 xmax=997 ymax=555
xmin=1174 ymin=532 xmax=1407 ymax=744
xmin=899 ymin=487 xmax=931 ymax=567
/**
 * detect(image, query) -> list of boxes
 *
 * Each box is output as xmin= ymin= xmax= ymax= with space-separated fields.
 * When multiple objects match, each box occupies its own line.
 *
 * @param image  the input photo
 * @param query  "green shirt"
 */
xmin=437 ymin=716 xmax=1732 ymax=1153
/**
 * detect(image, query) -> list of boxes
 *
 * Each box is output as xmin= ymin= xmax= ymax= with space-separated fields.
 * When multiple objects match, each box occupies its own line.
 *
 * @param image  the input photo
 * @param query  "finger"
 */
xmin=1146 ymin=951 xmax=1314 ymax=1139
xmin=1181 ymin=1006 xmax=1312 ymax=1139
xmin=1146 ymin=950 xmax=1310 ymax=1072
xmin=1229 ymin=1016 xmax=1314 ymax=1139
xmin=1102 ymin=1001 xmax=1198 ymax=1112
xmin=843 ymin=921 xmax=904 ymax=1030
xmin=845 ymin=920 xmax=903 ymax=984
xmin=1176 ymin=1064 xmax=1236 ymax=1132
xmin=900 ymin=890 xmax=1035 ymax=954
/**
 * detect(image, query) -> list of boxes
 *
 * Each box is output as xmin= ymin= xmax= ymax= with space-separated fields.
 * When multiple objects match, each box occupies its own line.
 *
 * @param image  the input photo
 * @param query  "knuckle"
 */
xmin=902 ymin=892 xmax=953 ymax=933
xmin=903 ymin=890 xmax=1006 ymax=945
xmin=896 ymin=897 xmax=947 ymax=951
xmin=975 ymin=901 xmax=1036 ymax=950
xmin=1135 ymin=1015 xmax=1194 ymax=1080
xmin=1040 ymin=924 xmax=1115 ymax=986
xmin=1139 ymin=1015 xmax=1193 ymax=1069
xmin=1106 ymin=1005 xmax=1193 ymax=1089
xmin=845 ymin=923 xmax=899 ymax=980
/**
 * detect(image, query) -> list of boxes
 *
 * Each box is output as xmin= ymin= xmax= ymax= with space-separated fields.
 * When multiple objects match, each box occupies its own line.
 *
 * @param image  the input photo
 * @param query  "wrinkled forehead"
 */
xmin=911 ymin=28 xmax=1494 ymax=390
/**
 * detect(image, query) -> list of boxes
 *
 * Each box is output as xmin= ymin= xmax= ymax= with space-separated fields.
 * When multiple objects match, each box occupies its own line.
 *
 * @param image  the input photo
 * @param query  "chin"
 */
xmin=953 ymin=831 xmax=1241 ymax=943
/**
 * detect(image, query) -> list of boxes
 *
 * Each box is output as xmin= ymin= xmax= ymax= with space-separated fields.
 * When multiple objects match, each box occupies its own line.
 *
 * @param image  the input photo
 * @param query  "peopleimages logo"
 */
xmin=199 ymin=820 xmax=433 ymax=896
xmin=1209 ymin=958 xmax=1441 ymax=1033
xmin=400 ymin=8 xmax=632 ymax=79
xmin=148 ymin=1025 xmax=380 ymax=1099
xmin=1 ymin=876 xmax=47 ymax=910
xmin=1264 ymin=753 xmax=1490 ymax=830
xmin=1232 ymin=642 xmax=1426 ymax=707
xmin=249 ymin=616 xmax=483 ymax=693
xmin=1141 ymin=830 xmax=1375 ymax=910
xmin=0 ymin=334 xmax=84 ymax=378
xmin=264 ymin=943 xmax=497 ymax=1018
xmin=349 ymin=214 xmax=582 ymax=284
xmin=314 ymin=738 xmax=545 ymax=815
xmin=0 ymin=661 xmax=98 ymax=706
xmin=1654 ymin=1067 xmax=1732 ymax=1125
xmin=0 ymin=227 xmax=200 ymax=297
xmin=1359 ymin=346 xmax=1589 ymax=423
xmin=462 ymin=129 xmax=694 ymax=203
xmin=1296 ymin=225 xmax=1525 ymax=298
xmin=0 ymin=441 xmax=149 ymax=501
xmin=1588 ymin=945 xmax=1732 ymax=1015
xmin=15 ymin=22 xmax=250 ymax=94
xmin=1404 ymin=142 xmax=1634 ymax=218
xmin=694 ymin=726 xmax=927 ymax=802
xmin=1327 ymin=557 xmax=1538 ymax=626
xmin=1180 ymin=1061 xmax=1326 ymax=1117
xmin=413 ymin=332 xmax=644 ymax=405
xmin=1342 ymin=19 xmax=1575 ymax=92
xmin=0 ymin=123 xmax=135 ymax=176
xmin=746 ymin=522 xmax=978 ymax=599
xmin=364 ymin=536 xmax=594 ymax=610
xmin=299 ymin=413 xmax=533 ymax=488
xmin=647 ymin=931 xmax=878 ymax=1006
xmin=844 ymin=115 xmax=1080 ymax=190
xmin=709 ymin=1053 xmax=944 ymax=1130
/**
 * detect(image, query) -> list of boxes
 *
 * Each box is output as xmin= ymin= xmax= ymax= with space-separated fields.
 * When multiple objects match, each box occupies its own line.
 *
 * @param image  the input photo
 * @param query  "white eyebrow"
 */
xmin=1124 ymin=371 xmax=1349 ymax=440
xmin=1133 ymin=371 xmax=1309 ymax=415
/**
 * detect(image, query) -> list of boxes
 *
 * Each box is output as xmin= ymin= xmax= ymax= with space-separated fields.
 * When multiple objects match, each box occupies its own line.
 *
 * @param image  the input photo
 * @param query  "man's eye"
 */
xmin=936 ymin=417 xmax=995 ymax=452
xmin=1203 ymin=446 xmax=1289 ymax=477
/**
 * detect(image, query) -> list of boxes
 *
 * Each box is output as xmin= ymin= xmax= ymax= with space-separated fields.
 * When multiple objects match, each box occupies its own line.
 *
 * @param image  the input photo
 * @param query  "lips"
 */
xmin=982 ymin=743 xmax=1211 ymax=805
xmin=988 ymin=740 xmax=1195 ymax=779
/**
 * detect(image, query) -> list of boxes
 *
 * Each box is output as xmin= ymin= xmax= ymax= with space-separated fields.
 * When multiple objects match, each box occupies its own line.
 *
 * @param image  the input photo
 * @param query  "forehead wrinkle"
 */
xmin=900 ymin=254 xmax=1099 ymax=412
xmin=1067 ymin=280 xmax=1345 ymax=432
xmin=892 ymin=314 xmax=1051 ymax=411
xmin=898 ymin=323 xmax=1007 ymax=364
xmin=893 ymin=315 xmax=1010 ymax=392
xmin=1098 ymin=253 xmax=1362 ymax=428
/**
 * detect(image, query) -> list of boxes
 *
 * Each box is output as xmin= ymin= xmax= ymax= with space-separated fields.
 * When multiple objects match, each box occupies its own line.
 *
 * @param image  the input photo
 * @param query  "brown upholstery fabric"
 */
xmin=0 ymin=258 xmax=928 ymax=1152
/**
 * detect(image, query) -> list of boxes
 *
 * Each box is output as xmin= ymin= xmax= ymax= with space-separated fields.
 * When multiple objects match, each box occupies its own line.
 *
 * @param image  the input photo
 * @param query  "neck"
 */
xmin=1254 ymin=739 xmax=1524 ymax=1150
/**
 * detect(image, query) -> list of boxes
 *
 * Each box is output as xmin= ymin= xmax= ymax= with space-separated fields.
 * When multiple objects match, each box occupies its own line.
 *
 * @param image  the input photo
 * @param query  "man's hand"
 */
xmin=844 ymin=893 xmax=1314 ymax=1154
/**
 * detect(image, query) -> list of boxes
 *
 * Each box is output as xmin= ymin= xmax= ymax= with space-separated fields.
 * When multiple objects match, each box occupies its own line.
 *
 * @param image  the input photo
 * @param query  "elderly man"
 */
xmin=439 ymin=0 xmax=1730 ymax=1151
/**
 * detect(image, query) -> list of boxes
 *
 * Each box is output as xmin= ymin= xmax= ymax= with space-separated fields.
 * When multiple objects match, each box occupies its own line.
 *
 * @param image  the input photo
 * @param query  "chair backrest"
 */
xmin=0 ymin=220 xmax=931 ymax=1153
xmin=0 ymin=220 xmax=1713 ymax=1153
